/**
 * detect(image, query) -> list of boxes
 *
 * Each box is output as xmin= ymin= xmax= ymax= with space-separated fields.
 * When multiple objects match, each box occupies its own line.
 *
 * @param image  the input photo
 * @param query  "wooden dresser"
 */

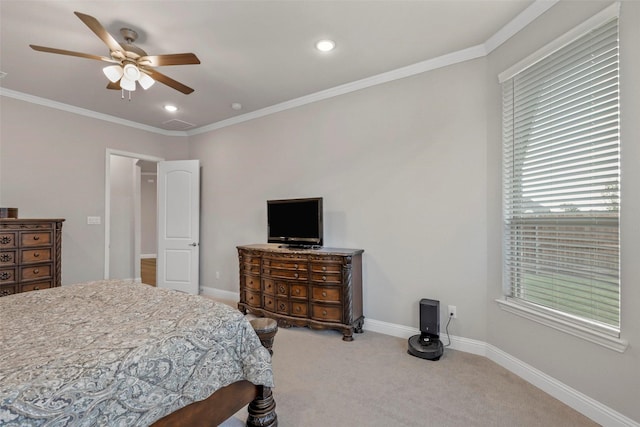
xmin=0 ymin=218 xmax=64 ymax=297
xmin=237 ymin=244 xmax=364 ymax=341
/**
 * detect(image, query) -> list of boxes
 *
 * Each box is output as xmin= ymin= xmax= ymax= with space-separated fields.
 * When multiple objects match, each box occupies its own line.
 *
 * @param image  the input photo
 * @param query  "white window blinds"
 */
xmin=502 ymin=17 xmax=620 ymax=334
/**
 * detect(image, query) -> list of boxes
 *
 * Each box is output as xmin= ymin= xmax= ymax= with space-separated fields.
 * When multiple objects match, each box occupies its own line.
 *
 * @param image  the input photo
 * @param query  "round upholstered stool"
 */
xmin=249 ymin=317 xmax=278 ymax=355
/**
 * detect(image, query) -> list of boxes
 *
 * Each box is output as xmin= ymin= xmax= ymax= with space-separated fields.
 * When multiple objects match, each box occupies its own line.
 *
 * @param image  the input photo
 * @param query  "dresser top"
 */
xmin=238 ymin=243 xmax=363 ymax=256
xmin=0 ymin=218 xmax=65 ymax=223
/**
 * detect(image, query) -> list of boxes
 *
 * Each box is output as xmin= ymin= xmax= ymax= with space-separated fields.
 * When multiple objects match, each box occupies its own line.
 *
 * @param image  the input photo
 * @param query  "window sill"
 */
xmin=496 ymin=298 xmax=628 ymax=353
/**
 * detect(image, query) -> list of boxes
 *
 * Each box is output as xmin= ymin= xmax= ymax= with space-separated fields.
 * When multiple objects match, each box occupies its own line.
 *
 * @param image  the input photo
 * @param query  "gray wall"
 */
xmin=0 ymin=98 xmax=188 ymax=283
xmin=189 ymin=58 xmax=489 ymax=340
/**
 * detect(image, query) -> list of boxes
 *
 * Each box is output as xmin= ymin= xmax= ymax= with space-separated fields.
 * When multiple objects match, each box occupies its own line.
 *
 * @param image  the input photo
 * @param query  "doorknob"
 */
xmin=189 ymin=242 xmax=198 ymax=247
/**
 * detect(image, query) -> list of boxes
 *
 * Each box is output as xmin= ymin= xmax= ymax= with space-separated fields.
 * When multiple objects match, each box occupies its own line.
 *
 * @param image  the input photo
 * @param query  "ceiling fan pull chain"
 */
xmin=121 ymin=89 xmax=124 ymax=100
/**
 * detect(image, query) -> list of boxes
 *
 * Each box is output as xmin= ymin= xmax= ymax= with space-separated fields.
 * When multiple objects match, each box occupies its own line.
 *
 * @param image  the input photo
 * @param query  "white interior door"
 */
xmin=157 ymin=160 xmax=200 ymax=294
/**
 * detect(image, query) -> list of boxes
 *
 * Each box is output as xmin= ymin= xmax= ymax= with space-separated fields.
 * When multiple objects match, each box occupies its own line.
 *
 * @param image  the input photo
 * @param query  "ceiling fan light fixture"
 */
xmin=120 ymin=76 xmax=136 ymax=91
xmin=103 ymin=65 xmax=123 ymax=83
xmin=122 ymin=63 xmax=140 ymax=81
xmin=138 ymin=72 xmax=155 ymax=90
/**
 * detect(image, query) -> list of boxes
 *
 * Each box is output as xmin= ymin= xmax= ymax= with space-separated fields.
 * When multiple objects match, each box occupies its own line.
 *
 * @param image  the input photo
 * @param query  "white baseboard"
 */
xmin=201 ymin=286 xmax=638 ymax=427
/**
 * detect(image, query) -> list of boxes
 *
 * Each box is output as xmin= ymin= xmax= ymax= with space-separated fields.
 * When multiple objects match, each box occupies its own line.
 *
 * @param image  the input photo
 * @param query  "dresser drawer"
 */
xmin=263 ymin=258 xmax=307 ymax=271
xmin=21 ymin=281 xmax=52 ymax=292
xmin=263 ymin=295 xmax=275 ymax=311
xmin=244 ymin=290 xmax=261 ymax=308
xmin=242 ymin=262 xmax=261 ymax=274
xmin=290 ymin=283 xmax=308 ymax=299
xmin=0 ymin=250 xmax=17 ymax=266
xmin=262 ymin=278 xmax=275 ymax=295
xmin=263 ymin=268 xmax=308 ymax=280
xmin=311 ymin=304 xmax=342 ymax=323
xmin=291 ymin=301 xmax=308 ymax=317
xmin=311 ymin=272 xmax=342 ymax=284
xmin=0 ymin=268 xmax=17 ymax=284
xmin=0 ymin=232 xmax=17 ymax=248
xmin=20 ymin=264 xmax=52 ymax=281
xmin=21 ymin=231 xmax=52 ymax=247
xmin=0 ymin=283 xmax=17 ymax=297
xmin=21 ymin=248 xmax=52 ymax=264
xmin=312 ymin=286 xmax=341 ymax=302
xmin=310 ymin=262 xmax=341 ymax=274
xmin=242 ymin=274 xmax=261 ymax=291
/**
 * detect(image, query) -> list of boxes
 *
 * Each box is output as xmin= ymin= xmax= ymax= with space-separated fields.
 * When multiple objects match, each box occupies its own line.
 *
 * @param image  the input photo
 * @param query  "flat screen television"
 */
xmin=267 ymin=197 xmax=323 ymax=247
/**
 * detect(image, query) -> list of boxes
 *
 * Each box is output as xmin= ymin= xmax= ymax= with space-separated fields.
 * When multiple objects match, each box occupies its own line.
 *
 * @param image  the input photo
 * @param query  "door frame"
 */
xmin=104 ymin=149 xmax=164 ymax=279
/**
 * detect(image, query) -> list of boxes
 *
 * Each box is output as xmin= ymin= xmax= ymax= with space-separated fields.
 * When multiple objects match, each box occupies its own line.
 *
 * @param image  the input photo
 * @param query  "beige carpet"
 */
xmin=219 ymin=310 xmax=598 ymax=427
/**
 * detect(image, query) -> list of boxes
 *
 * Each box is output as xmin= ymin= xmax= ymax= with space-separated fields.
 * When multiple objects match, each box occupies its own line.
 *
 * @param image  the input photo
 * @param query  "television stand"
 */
xmin=237 ymin=244 xmax=364 ymax=341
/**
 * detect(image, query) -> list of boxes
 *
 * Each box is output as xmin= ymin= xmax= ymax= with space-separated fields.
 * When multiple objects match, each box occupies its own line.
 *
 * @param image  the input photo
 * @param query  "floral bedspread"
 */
xmin=0 ymin=280 xmax=274 ymax=426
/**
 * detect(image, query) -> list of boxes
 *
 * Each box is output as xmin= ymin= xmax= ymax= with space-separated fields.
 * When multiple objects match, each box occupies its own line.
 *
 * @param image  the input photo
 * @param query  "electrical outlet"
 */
xmin=448 ymin=305 xmax=457 ymax=319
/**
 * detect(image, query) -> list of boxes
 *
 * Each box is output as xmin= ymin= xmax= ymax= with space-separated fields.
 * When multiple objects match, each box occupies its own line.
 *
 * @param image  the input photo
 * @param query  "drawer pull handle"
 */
xmin=0 ymin=236 xmax=11 ymax=245
xmin=322 ymin=266 xmax=327 ymax=271
xmin=294 ymin=273 xmax=299 ymax=279
xmin=0 ymin=254 xmax=10 ymax=262
xmin=249 ymin=295 xmax=253 ymax=301
xmin=322 ymin=310 xmax=328 ymax=316
xmin=1 ymin=290 xmax=10 ymax=296
xmin=322 ymin=275 xmax=327 ymax=281
xmin=296 ymin=306 xmax=301 ymax=312
xmin=279 ymin=286 xmax=286 ymax=294
xmin=34 ymin=286 xmax=40 ymax=290
xmin=0 ymin=272 xmax=10 ymax=280
xmin=33 ymin=236 xmax=40 ymax=241
xmin=322 ymin=291 xmax=327 ymax=297
xmin=279 ymin=303 xmax=286 ymax=310
xmin=295 ymin=289 xmax=300 ymax=295
xmin=33 ymin=269 xmax=39 ymax=274
xmin=34 ymin=253 xmax=40 ymax=258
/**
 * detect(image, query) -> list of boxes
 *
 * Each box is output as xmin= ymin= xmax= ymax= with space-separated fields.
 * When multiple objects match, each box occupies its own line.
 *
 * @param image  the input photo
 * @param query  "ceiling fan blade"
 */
xmin=143 ymin=68 xmax=194 ymax=94
xmin=138 ymin=53 xmax=201 ymax=67
xmin=30 ymin=45 xmax=117 ymax=63
xmin=73 ymin=11 xmax=123 ymax=53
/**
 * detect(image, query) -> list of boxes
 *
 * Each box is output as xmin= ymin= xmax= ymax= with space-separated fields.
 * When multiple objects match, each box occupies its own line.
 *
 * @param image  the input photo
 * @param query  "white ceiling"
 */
xmin=0 ymin=0 xmax=536 ymax=134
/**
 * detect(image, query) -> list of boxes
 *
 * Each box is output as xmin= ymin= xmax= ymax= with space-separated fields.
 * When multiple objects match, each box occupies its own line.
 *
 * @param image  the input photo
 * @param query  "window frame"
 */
xmin=496 ymin=3 xmax=628 ymax=352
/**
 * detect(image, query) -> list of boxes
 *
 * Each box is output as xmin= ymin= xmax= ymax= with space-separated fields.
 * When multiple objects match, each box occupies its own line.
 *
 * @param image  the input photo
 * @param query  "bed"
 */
xmin=0 ymin=279 xmax=277 ymax=426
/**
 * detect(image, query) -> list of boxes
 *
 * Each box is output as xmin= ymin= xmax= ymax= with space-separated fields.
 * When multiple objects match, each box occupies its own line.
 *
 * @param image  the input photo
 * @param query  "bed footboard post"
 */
xmin=246 ymin=385 xmax=277 ymax=427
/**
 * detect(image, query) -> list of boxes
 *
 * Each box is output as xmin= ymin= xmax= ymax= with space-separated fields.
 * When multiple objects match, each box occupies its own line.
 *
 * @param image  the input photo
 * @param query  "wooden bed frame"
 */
xmin=151 ymin=326 xmax=278 ymax=427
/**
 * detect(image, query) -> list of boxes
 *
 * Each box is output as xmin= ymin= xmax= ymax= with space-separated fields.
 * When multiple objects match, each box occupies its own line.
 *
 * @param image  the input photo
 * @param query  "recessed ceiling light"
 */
xmin=316 ymin=39 xmax=336 ymax=52
xmin=164 ymin=105 xmax=178 ymax=112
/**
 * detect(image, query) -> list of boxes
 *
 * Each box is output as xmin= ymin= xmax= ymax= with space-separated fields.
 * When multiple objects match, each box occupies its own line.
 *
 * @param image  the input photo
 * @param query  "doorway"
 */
xmin=104 ymin=149 xmax=163 ymax=281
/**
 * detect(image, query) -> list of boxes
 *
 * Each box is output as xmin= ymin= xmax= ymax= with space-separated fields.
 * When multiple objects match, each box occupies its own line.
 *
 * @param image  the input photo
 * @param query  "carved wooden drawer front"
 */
xmin=263 ymin=295 xmax=275 ymax=311
xmin=21 ymin=281 xmax=52 ymax=292
xmin=21 ymin=248 xmax=52 ymax=263
xmin=312 ymin=286 xmax=341 ymax=302
xmin=0 ymin=284 xmax=17 ymax=296
xmin=311 ymin=304 xmax=342 ymax=323
xmin=0 ymin=219 xmax=64 ymax=297
xmin=263 ymin=268 xmax=308 ymax=280
xmin=290 ymin=284 xmax=308 ymax=299
xmin=0 ymin=251 xmax=16 ymax=266
xmin=21 ymin=264 xmax=52 ymax=281
xmin=238 ymin=245 xmax=364 ymax=341
xmin=0 ymin=268 xmax=16 ymax=283
xmin=242 ymin=274 xmax=261 ymax=291
xmin=244 ymin=290 xmax=261 ymax=307
xmin=0 ymin=232 xmax=17 ymax=248
xmin=21 ymin=232 xmax=52 ymax=247
xmin=262 ymin=278 xmax=275 ymax=295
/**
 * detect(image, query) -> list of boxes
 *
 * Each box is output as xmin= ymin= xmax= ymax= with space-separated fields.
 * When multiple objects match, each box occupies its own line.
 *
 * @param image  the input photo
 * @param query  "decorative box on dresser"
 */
xmin=237 ymin=244 xmax=364 ymax=341
xmin=0 ymin=219 xmax=64 ymax=297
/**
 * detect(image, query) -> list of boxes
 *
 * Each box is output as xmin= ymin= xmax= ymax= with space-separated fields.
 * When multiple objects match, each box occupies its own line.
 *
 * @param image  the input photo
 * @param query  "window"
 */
xmin=499 ymin=6 xmax=622 ymax=346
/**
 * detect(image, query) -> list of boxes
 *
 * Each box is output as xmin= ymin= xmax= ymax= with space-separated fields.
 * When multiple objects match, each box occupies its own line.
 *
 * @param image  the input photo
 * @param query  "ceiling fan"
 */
xmin=30 ymin=11 xmax=200 ymax=94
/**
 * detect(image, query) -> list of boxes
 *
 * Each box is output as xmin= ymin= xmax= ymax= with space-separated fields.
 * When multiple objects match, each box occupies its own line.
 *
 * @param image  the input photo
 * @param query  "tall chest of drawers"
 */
xmin=0 ymin=218 xmax=64 ymax=297
xmin=238 ymin=244 xmax=364 ymax=341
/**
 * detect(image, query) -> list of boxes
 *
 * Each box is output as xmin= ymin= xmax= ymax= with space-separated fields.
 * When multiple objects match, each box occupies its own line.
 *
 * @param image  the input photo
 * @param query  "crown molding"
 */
xmin=0 ymin=88 xmax=188 ymax=137
xmin=2 ymin=0 xmax=558 ymax=137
